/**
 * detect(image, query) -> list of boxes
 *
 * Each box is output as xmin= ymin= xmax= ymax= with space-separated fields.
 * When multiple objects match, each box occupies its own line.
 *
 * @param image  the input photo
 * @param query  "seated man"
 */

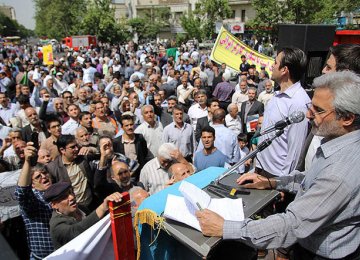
xmin=15 ymin=143 xmax=54 ymax=259
xmin=140 ymin=143 xmax=194 ymax=195
xmin=167 ymin=162 xmax=192 ymax=185
xmin=45 ymin=182 xmax=122 ymax=249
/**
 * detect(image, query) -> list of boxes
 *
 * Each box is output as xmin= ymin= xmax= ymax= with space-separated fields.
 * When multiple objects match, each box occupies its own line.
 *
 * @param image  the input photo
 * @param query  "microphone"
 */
xmin=253 ymin=111 xmax=305 ymax=138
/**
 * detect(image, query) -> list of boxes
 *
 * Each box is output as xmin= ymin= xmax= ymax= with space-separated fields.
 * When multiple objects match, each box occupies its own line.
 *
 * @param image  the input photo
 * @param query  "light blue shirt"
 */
xmin=196 ymin=124 xmax=240 ymax=164
xmin=163 ymin=122 xmax=194 ymax=157
xmin=256 ymin=81 xmax=310 ymax=176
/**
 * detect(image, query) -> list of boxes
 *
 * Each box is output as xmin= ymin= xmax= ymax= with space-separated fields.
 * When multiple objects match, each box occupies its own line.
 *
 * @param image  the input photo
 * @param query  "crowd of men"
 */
xmin=0 ymin=40 xmax=359 ymax=260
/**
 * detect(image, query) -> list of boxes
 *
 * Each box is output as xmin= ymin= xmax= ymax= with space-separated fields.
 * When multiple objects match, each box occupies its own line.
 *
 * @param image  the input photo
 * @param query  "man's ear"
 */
xmin=50 ymin=201 xmax=57 ymax=209
xmin=341 ymin=113 xmax=355 ymax=127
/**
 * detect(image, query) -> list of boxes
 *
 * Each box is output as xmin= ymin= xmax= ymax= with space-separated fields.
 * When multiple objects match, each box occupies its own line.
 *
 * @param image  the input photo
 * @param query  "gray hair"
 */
xmin=141 ymin=104 xmax=154 ymax=115
xmin=75 ymin=126 xmax=88 ymax=137
xmin=313 ymin=71 xmax=360 ymax=127
xmin=248 ymin=86 xmax=257 ymax=94
xmin=9 ymin=127 xmax=22 ymax=134
xmin=158 ymin=143 xmax=177 ymax=159
xmin=129 ymin=186 xmax=144 ymax=202
xmin=227 ymin=103 xmax=238 ymax=113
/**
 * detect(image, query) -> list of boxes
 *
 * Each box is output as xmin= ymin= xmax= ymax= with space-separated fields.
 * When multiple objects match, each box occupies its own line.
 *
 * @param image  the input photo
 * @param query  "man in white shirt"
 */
xmin=187 ymin=89 xmax=208 ymax=130
xmin=225 ymin=103 xmax=242 ymax=136
xmin=134 ymin=105 xmax=164 ymax=159
xmin=232 ymin=80 xmax=249 ymax=112
xmin=61 ymin=104 xmax=80 ymax=135
xmin=258 ymin=79 xmax=274 ymax=107
xmin=0 ymin=92 xmax=18 ymax=125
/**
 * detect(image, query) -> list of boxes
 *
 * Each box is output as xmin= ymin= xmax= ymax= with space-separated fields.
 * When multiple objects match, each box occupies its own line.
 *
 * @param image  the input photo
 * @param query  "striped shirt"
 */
xmin=139 ymin=157 xmax=171 ymax=195
xmin=223 ymin=129 xmax=360 ymax=259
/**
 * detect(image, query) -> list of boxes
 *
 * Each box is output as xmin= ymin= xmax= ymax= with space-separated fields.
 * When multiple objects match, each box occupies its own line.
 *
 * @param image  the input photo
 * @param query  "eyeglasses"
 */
xmin=33 ymin=171 xmax=48 ymax=181
xmin=306 ymin=102 xmax=335 ymax=117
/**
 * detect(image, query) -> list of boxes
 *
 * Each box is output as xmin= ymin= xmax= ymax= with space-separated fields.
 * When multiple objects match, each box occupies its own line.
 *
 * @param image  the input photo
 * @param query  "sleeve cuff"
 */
xmin=223 ymin=220 xmax=245 ymax=240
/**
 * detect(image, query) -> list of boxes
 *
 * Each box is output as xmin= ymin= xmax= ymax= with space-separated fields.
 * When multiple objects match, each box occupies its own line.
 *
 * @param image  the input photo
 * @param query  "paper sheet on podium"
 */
xmin=164 ymin=181 xmax=244 ymax=231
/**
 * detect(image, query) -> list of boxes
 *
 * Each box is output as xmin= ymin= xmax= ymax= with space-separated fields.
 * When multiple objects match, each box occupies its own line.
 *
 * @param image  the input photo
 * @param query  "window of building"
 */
xmin=241 ymin=10 xmax=246 ymax=22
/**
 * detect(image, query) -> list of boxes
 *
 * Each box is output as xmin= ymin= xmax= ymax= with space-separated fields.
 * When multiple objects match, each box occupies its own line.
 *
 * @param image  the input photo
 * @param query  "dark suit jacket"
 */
xmin=113 ymin=133 xmax=149 ymax=179
xmin=21 ymin=123 xmax=50 ymax=144
xmin=50 ymin=210 xmax=100 ymax=249
xmin=195 ymin=116 xmax=210 ymax=142
xmin=93 ymin=167 xmax=145 ymax=201
xmin=240 ymin=100 xmax=264 ymax=132
xmin=45 ymin=155 xmax=99 ymax=211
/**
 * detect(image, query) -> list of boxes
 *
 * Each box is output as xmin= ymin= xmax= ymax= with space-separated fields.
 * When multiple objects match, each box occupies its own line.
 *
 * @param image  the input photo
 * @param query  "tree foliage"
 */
xmin=0 ymin=13 xmax=33 ymax=38
xmin=180 ymin=11 xmax=204 ymax=41
xmin=128 ymin=7 xmax=171 ymax=41
xmin=180 ymin=0 xmax=232 ymax=40
xmin=34 ymin=0 xmax=86 ymax=39
xmin=251 ymin=0 xmax=360 ymax=27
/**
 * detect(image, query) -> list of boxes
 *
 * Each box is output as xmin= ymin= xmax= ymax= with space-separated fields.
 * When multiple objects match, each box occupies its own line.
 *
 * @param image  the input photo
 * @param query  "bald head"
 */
xmin=37 ymin=149 xmax=51 ymax=164
xmin=111 ymin=161 xmax=131 ymax=187
xmin=25 ymin=107 xmax=40 ymax=126
xmin=129 ymin=187 xmax=149 ymax=209
xmin=169 ymin=163 xmax=191 ymax=183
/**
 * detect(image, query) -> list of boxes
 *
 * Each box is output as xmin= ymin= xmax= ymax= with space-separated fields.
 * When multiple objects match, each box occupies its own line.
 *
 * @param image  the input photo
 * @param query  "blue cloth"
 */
xmin=138 ymin=167 xmax=227 ymax=260
xmin=194 ymin=149 xmax=228 ymax=172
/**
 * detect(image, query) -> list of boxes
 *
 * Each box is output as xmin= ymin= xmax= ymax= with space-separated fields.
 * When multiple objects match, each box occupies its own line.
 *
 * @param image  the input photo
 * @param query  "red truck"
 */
xmin=333 ymin=30 xmax=360 ymax=45
xmin=62 ymin=35 xmax=97 ymax=51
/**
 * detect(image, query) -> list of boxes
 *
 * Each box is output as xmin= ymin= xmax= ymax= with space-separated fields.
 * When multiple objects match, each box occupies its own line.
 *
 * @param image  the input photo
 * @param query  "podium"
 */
xmin=163 ymin=173 xmax=280 ymax=257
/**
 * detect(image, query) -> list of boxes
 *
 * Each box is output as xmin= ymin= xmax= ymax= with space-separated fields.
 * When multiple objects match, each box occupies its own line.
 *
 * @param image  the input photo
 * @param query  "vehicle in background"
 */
xmin=3 ymin=36 xmax=21 ymax=46
xmin=333 ymin=30 xmax=360 ymax=45
xmin=62 ymin=35 xmax=97 ymax=51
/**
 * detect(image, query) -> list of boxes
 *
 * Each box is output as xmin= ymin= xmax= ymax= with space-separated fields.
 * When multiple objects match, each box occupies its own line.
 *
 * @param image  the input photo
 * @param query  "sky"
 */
xmin=0 ymin=0 xmax=35 ymax=30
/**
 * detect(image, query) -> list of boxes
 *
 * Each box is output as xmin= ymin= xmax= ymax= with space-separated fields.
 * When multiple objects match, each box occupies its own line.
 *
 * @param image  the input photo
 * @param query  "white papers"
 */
xmin=164 ymin=181 xmax=244 ymax=231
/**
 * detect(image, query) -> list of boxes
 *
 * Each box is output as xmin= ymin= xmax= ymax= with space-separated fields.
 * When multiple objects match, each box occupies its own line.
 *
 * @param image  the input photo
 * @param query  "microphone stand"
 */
xmin=213 ymin=129 xmax=284 ymax=184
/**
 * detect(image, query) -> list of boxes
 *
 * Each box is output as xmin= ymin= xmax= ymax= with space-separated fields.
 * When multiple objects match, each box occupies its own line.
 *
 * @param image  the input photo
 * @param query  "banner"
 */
xmin=43 ymin=44 xmax=54 ymax=65
xmin=45 ymin=214 xmax=114 ymax=260
xmin=0 ymin=170 xmax=21 ymax=222
xmin=210 ymin=27 xmax=274 ymax=77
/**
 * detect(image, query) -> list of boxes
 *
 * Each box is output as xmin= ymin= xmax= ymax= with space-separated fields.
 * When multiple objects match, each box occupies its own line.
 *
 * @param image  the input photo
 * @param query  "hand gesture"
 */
xmin=0 ymin=137 xmax=12 ymax=152
xmin=169 ymin=148 xmax=184 ymax=162
xmin=100 ymin=139 xmax=113 ymax=160
xmin=102 ymin=192 xmax=123 ymax=211
xmin=43 ymin=93 xmax=50 ymax=102
xmin=24 ymin=142 xmax=37 ymax=161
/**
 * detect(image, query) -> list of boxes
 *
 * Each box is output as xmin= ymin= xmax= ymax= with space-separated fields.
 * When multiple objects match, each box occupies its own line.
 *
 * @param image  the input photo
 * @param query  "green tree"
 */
xmin=251 ymin=0 xmax=360 ymax=26
xmin=180 ymin=11 xmax=204 ymax=41
xmin=128 ymin=7 xmax=171 ymax=41
xmin=180 ymin=0 xmax=232 ymax=40
xmin=34 ymin=0 xmax=86 ymax=39
xmin=0 ymin=13 xmax=33 ymax=38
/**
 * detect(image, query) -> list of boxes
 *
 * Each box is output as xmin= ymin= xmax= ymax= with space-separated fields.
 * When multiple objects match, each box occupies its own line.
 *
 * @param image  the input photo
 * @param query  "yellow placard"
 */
xmin=42 ymin=44 xmax=54 ymax=65
xmin=211 ymin=27 xmax=274 ymax=77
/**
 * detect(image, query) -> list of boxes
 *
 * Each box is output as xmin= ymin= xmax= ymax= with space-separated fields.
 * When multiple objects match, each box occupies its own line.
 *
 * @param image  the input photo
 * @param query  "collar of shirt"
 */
xmin=122 ymin=137 xmax=135 ymax=144
xmin=320 ymin=129 xmax=360 ymax=159
xmin=173 ymin=122 xmax=187 ymax=130
xmin=275 ymin=81 xmax=302 ymax=98
xmin=144 ymin=121 xmax=158 ymax=128
xmin=0 ymin=103 xmax=11 ymax=110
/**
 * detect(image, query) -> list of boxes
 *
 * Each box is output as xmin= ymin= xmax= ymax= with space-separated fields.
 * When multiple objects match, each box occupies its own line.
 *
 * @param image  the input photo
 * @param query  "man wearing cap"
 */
xmin=53 ymin=71 xmax=69 ymax=93
xmin=15 ymin=143 xmax=54 ymax=259
xmin=45 ymin=182 xmax=122 ymax=249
